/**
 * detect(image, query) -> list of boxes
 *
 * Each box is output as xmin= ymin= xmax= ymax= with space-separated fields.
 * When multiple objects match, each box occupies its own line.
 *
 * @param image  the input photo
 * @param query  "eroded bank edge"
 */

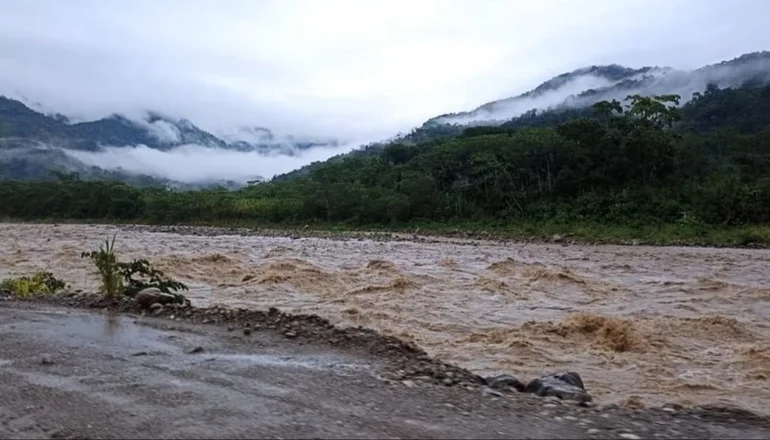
xmin=2 ymin=291 xmax=770 ymax=428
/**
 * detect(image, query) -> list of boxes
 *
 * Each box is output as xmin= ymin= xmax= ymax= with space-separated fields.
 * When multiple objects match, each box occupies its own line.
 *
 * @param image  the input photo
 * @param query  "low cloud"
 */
xmin=64 ymin=142 xmax=360 ymax=183
xmin=435 ymin=53 xmax=770 ymax=126
xmin=436 ymin=74 xmax=621 ymax=125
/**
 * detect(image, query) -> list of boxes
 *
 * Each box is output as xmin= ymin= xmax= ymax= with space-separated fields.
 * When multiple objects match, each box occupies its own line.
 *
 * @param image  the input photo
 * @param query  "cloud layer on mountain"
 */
xmin=63 ymin=142 xmax=357 ymax=184
xmin=434 ymin=53 xmax=770 ymax=125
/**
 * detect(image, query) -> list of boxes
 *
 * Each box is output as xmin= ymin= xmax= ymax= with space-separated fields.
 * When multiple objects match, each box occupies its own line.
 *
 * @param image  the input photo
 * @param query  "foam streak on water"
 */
xmin=2 ymin=223 xmax=769 ymax=413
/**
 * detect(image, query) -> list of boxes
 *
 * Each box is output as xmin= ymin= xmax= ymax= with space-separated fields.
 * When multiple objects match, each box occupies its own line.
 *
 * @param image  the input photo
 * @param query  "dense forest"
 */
xmin=1 ymin=82 xmax=769 ymax=244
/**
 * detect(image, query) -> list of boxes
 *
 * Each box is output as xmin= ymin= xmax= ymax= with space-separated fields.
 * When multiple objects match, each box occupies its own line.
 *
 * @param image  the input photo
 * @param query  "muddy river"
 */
xmin=2 ymin=223 xmax=768 ymax=414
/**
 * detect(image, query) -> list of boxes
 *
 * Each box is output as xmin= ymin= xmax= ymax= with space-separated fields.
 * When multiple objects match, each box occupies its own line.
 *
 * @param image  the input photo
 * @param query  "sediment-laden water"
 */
xmin=2 ymin=223 xmax=768 ymax=414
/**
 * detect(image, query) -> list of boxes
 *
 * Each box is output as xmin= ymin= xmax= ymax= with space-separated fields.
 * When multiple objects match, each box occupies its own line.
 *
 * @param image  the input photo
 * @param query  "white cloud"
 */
xmin=64 ymin=143 xmax=359 ymax=183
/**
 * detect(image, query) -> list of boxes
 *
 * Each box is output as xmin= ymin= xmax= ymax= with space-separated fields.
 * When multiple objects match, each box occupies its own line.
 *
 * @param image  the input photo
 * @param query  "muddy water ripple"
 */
xmin=2 ymin=223 xmax=769 ymax=413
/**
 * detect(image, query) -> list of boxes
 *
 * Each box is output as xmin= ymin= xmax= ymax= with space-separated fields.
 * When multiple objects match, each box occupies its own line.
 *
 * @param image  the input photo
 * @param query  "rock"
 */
xmin=135 ymin=288 xmax=179 ymax=309
xmin=622 ymin=395 xmax=646 ymax=410
xmin=149 ymin=303 xmax=164 ymax=314
xmin=524 ymin=372 xmax=592 ymax=403
xmin=131 ymin=351 xmax=149 ymax=357
xmin=227 ymin=326 xmax=234 ymax=332
xmin=482 ymin=387 xmax=504 ymax=398
xmin=40 ymin=354 xmax=54 ymax=365
xmin=619 ymin=434 xmax=641 ymax=440
xmin=551 ymin=234 xmax=565 ymax=243
xmin=662 ymin=402 xmax=684 ymax=412
xmin=485 ymin=374 xmax=526 ymax=392
xmin=186 ymin=346 xmax=204 ymax=354
xmin=242 ymin=328 xmax=252 ymax=336
xmin=401 ymin=380 xmax=417 ymax=388
xmin=284 ymin=331 xmax=297 ymax=339
xmin=442 ymin=377 xmax=454 ymax=386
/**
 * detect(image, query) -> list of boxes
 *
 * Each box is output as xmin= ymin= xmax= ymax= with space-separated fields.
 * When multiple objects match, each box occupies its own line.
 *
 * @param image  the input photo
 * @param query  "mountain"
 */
xmin=0 ymin=96 xmax=342 ymax=186
xmin=400 ymin=51 xmax=770 ymax=144
xmin=0 ymin=97 xmax=342 ymax=153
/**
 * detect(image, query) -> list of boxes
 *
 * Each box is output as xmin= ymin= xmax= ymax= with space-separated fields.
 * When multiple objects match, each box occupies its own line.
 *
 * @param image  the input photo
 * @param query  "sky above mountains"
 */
xmin=1 ymin=0 xmax=769 ymax=142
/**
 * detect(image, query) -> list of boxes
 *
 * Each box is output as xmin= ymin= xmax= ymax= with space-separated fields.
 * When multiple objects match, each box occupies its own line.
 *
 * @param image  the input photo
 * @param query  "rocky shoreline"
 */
xmin=1 ymin=288 xmax=765 ymax=419
xmin=3 ymin=289 xmax=484 ymax=387
xmin=8 ymin=289 xmax=594 ymax=400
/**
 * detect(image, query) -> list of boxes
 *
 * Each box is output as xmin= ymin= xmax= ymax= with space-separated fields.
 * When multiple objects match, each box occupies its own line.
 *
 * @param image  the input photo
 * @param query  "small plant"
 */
xmin=81 ymin=234 xmax=188 ymax=300
xmin=0 ymin=271 xmax=68 ymax=298
xmin=81 ymin=233 xmax=124 ymax=298
xmin=117 ymin=259 xmax=189 ymax=297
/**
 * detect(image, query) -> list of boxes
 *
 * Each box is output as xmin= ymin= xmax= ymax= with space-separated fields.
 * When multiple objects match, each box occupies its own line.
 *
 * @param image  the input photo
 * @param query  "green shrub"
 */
xmin=0 ymin=271 xmax=68 ymax=298
xmin=81 ymin=233 xmax=188 ymax=299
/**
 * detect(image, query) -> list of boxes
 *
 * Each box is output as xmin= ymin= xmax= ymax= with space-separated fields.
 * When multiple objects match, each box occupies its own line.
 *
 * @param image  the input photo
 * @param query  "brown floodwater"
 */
xmin=2 ymin=223 xmax=769 ymax=414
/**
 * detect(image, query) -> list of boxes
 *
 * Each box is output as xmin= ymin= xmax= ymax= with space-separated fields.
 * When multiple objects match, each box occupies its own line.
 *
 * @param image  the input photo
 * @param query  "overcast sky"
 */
xmin=1 ymin=0 xmax=768 ymax=142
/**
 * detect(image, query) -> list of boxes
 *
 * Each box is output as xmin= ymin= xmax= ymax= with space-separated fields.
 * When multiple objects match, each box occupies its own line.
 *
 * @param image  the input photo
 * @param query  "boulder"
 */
xmin=485 ymin=374 xmax=526 ymax=392
xmin=135 ymin=288 xmax=180 ymax=309
xmin=524 ymin=371 xmax=592 ymax=403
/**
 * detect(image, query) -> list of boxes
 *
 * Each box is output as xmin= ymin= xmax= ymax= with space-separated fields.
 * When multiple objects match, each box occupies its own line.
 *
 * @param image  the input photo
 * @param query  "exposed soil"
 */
xmin=2 ymin=296 xmax=770 ymax=439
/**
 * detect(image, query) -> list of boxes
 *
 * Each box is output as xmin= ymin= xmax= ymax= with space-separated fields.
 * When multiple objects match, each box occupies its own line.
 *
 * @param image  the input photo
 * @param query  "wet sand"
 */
xmin=2 ymin=223 xmax=769 ymax=415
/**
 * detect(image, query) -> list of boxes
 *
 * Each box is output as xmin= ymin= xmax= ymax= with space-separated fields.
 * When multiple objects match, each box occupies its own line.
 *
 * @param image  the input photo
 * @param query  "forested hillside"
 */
xmin=1 ymin=82 xmax=768 ymax=245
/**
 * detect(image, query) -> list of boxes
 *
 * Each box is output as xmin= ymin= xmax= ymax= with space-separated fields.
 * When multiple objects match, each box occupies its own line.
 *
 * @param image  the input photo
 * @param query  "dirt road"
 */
xmin=1 ymin=302 xmax=769 ymax=439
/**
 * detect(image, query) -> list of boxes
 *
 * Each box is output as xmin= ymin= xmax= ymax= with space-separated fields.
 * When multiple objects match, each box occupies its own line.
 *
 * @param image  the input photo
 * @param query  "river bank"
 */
xmin=2 ymin=299 xmax=770 ymax=439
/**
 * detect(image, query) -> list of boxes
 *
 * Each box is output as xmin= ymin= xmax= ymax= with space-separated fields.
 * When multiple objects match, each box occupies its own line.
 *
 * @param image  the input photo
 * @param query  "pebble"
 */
xmin=619 ymin=434 xmax=641 ymax=440
xmin=186 ymin=346 xmax=204 ymax=354
xmin=482 ymin=388 xmax=503 ymax=398
xmin=243 ymin=328 xmax=252 ymax=336
xmin=40 ymin=354 xmax=54 ymax=365
xmin=402 ymin=380 xmax=416 ymax=388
